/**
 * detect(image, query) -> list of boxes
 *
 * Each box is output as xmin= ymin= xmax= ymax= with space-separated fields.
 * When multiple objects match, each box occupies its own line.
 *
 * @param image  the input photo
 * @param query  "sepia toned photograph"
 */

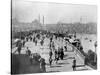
xmin=11 ymin=0 xmax=97 ymax=74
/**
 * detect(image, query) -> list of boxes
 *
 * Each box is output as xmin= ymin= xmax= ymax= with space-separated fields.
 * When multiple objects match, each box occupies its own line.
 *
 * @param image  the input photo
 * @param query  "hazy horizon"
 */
xmin=12 ymin=0 xmax=97 ymax=24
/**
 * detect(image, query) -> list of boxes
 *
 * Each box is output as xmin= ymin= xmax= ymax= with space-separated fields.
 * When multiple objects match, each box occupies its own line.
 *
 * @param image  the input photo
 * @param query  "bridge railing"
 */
xmin=67 ymin=42 xmax=85 ymax=60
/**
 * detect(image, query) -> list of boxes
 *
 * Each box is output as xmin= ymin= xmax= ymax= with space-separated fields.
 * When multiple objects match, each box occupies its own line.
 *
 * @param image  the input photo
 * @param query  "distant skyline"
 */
xmin=12 ymin=0 xmax=97 ymax=24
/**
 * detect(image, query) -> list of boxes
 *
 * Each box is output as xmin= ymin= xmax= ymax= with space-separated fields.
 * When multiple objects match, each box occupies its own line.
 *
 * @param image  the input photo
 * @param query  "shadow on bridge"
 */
xmin=50 ymin=65 xmax=62 ymax=68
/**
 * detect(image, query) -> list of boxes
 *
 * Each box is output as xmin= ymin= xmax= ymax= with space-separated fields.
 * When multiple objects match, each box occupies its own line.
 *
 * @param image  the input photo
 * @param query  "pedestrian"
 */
xmin=40 ymin=39 xmax=44 ymax=46
xmin=17 ymin=46 xmax=21 ymax=54
xmin=64 ymin=46 xmax=67 ymax=51
xmin=49 ymin=41 xmax=52 ymax=50
xmin=23 ymin=40 xmax=26 ymax=47
xmin=72 ymin=57 xmax=76 ymax=71
xmin=30 ymin=36 xmax=32 ymax=41
xmin=26 ymin=47 xmax=31 ymax=56
xmin=39 ymin=58 xmax=46 ymax=72
xmin=50 ymin=37 xmax=53 ymax=42
xmin=30 ymin=55 xmax=33 ymax=64
xmin=60 ymin=48 xmax=64 ymax=60
xmin=49 ymin=57 xmax=53 ymax=67
xmin=49 ymin=50 xmax=53 ymax=59
xmin=35 ymin=40 xmax=37 ymax=46
xmin=50 ymin=41 xmax=55 ymax=51
xmin=26 ymin=37 xmax=28 ymax=41
xmin=17 ymin=41 xmax=22 ymax=54
xmin=58 ymin=48 xmax=61 ymax=60
xmin=55 ymin=50 xmax=59 ymax=63
xmin=33 ymin=37 xmax=35 ymax=42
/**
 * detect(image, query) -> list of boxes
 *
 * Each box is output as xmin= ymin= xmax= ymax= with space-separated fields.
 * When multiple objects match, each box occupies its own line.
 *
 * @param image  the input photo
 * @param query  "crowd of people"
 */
xmin=12 ymin=30 xmax=69 ymax=72
xmin=12 ymin=30 xmax=96 ymax=72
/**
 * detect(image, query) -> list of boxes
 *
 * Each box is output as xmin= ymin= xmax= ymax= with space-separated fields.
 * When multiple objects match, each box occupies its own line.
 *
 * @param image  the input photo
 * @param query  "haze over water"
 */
xmin=12 ymin=0 xmax=97 ymax=24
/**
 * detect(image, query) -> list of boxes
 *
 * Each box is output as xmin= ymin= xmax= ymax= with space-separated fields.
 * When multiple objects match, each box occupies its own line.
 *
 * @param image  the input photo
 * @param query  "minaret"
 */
xmin=43 ymin=16 xmax=44 ymax=25
xmin=43 ymin=16 xmax=46 ymax=30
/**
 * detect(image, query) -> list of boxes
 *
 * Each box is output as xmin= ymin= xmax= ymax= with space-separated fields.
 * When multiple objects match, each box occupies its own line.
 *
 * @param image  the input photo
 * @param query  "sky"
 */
xmin=12 ymin=0 xmax=97 ymax=24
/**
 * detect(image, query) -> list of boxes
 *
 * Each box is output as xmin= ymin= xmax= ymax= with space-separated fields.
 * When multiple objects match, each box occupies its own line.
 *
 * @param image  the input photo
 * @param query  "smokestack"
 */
xmin=38 ymin=14 xmax=40 ymax=23
xmin=80 ymin=17 xmax=82 ymax=24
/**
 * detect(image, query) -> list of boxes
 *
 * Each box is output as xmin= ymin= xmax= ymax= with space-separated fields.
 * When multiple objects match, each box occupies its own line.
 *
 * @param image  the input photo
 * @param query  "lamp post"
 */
xmin=94 ymin=41 xmax=97 ymax=62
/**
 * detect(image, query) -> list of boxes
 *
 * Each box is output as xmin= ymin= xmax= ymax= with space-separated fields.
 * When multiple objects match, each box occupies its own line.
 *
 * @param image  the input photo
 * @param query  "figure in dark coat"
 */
xmin=39 ymin=58 xmax=46 ymax=72
xmin=60 ymin=48 xmax=64 ymax=60
xmin=72 ymin=58 xmax=76 ymax=71
xmin=55 ymin=50 xmax=59 ymax=63
xmin=49 ymin=57 xmax=52 ymax=67
xmin=26 ymin=47 xmax=31 ymax=56
xmin=17 ymin=41 xmax=22 ymax=54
